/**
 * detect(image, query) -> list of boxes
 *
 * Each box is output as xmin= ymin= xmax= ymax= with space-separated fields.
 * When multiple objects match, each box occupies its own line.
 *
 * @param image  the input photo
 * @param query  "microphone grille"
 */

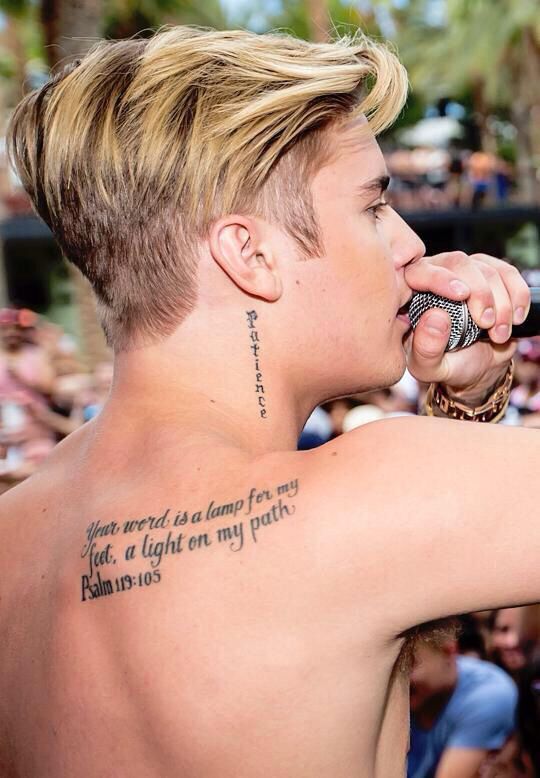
xmin=408 ymin=292 xmax=481 ymax=351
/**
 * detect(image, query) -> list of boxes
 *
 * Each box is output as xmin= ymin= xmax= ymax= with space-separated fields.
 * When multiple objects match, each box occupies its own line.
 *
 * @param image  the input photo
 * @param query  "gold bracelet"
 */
xmin=424 ymin=360 xmax=514 ymax=422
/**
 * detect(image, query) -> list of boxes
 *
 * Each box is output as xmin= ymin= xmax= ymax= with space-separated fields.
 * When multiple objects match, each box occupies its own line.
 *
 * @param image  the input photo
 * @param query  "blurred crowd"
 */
xmin=1 ymin=305 xmax=539 ymax=775
xmin=386 ymin=147 xmax=514 ymax=211
xmin=0 ymin=306 xmax=112 ymax=494
xmin=407 ymin=607 xmax=540 ymax=777
xmin=300 ymin=335 xmax=540 ymax=450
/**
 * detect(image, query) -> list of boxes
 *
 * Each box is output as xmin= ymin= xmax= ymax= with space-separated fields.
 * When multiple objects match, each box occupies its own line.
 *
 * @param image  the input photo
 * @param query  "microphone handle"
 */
xmin=478 ymin=288 xmax=540 ymax=340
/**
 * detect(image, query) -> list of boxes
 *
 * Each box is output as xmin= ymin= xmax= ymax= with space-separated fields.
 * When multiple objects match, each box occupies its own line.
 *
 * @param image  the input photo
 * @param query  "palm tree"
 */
xmin=36 ymin=0 xmax=109 ymax=367
xmin=40 ymin=0 xmax=103 ymax=68
xmin=305 ymin=0 xmax=330 ymax=42
xmin=391 ymin=0 xmax=540 ymax=202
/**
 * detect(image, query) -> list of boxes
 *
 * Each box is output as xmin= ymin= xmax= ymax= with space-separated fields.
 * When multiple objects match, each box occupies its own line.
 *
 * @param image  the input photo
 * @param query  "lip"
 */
xmin=396 ymin=312 xmax=411 ymax=327
xmin=397 ymin=294 xmax=413 ymax=316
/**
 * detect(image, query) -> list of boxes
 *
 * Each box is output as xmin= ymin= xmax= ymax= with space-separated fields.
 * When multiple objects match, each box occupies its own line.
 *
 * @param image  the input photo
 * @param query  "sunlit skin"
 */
xmin=0 ymin=118 xmax=535 ymax=778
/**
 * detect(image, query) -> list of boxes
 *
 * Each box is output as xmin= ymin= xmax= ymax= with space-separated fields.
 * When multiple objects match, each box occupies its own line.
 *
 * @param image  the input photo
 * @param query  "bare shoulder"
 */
xmin=311 ymin=415 xmax=540 ymax=631
xmin=0 ymin=433 xmax=72 ymax=524
xmin=316 ymin=412 xmax=539 ymax=501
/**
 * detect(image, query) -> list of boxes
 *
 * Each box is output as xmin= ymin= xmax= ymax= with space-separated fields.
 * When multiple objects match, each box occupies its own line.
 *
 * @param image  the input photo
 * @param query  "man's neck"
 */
xmin=102 ymin=336 xmax=316 ymax=458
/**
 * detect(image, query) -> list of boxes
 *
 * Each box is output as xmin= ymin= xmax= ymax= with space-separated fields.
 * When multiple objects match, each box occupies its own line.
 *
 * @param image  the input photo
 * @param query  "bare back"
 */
xmin=0 ymin=420 xmax=410 ymax=778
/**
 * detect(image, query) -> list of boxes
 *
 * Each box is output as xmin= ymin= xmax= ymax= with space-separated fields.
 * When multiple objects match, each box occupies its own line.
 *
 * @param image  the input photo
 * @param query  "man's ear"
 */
xmin=208 ymin=215 xmax=283 ymax=302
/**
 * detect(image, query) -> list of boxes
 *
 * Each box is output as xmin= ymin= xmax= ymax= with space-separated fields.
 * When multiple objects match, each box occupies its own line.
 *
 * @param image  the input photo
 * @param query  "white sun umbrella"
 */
xmin=398 ymin=117 xmax=464 ymax=149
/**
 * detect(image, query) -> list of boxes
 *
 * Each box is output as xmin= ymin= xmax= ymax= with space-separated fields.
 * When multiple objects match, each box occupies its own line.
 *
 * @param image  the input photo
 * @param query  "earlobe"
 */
xmin=257 ymin=260 xmax=283 ymax=302
xmin=209 ymin=216 xmax=282 ymax=302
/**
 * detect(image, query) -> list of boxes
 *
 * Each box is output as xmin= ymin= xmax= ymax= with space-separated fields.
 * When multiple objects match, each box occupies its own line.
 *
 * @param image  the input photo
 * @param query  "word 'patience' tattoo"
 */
xmin=79 ymin=478 xmax=299 ymax=602
xmin=246 ymin=310 xmax=267 ymax=419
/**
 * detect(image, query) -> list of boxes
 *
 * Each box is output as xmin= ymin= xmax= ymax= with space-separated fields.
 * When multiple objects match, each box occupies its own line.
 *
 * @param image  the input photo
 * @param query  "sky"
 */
xmin=219 ymin=1 xmax=447 ymax=34
xmin=220 ymin=0 xmax=419 ymax=15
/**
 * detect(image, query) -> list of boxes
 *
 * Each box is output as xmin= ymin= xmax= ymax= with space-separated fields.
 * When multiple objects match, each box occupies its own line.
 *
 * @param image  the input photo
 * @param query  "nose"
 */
xmin=389 ymin=208 xmax=426 ymax=268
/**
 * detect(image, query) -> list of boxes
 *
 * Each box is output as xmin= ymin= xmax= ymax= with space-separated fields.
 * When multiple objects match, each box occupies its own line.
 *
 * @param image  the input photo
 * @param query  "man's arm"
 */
xmin=319 ymin=414 xmax=539 ymax=634
xmin=435 ymin=747 xmax=487 ymax=778
xmin=434 ymin=668 xmax=517 ymax=778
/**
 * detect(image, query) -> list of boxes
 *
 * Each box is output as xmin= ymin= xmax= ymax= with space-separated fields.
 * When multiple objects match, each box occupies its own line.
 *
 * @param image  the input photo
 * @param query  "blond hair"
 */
xmin=7 ymin=26 xmax=407 ymax=350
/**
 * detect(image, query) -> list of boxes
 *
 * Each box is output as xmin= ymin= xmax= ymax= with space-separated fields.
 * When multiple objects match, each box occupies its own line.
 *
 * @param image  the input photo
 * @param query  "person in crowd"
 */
xmin=35 ymin=318 xmax=82 ymax=377
xmin=408 ymin=636 xmax=518 ymax=778
xmin=467 ymin=607 xmax=540 ymax=776
xmin=447 ymin=148 xmax=465 ymax=208
xmin=412 ymin=147 xmax=450 ymax=209
xmin=479 ymin=608 xmax=540 ymax=777
xmin=77 ymin=360 xmax=114 ymax=421
xmin=0 ymin=307 xmax=96 ymax=488
xmin=321 ymin=397 xmax=360 ymax=438
xmin=509 ymin=340 xmax=540 ymax=427
xmin=355 ymin=379 xmax=419 ymax=416
xmin=467 ymin=151 xmax=496 ymax=209
xmin=493 ymin=156 xmax=513 ymax=204
xmin=46 ymin=372 xmax=88 ymax=436
xmin=0 ymin=307 xmax=57 ymax=484
xmin=489 ymin=609 xmax=532 ymax=680
xmin=386 ymin=147 xmax=420 ymax=211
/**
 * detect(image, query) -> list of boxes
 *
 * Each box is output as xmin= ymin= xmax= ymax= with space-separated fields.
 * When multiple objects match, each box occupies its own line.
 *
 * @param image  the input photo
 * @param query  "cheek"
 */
xmin=508 ymin=629 xmax=519 ymax=645
xmin=295 ymin=221 xmax=398 ymax=337
xmin=328 ymin=218 xmax=384 ymax=280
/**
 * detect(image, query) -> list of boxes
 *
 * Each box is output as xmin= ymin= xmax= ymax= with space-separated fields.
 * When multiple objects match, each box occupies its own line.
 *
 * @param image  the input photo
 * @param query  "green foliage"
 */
xmin=0 ymin=0 xmax=30 ymax=17
xmin=391 ymin=0 xmax=540 ymax=111
xmin=104 ymin=0 xmax=229 ymax=38
xmin=255 ymin=0 xmax=383 ymax=40
xmin=0 ymin=50 xmax=15 ymax=79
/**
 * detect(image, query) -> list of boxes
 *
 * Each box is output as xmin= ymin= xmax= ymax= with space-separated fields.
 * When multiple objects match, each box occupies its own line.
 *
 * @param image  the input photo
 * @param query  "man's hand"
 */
xmin=403 ymin=252 xmax=531 ymax=404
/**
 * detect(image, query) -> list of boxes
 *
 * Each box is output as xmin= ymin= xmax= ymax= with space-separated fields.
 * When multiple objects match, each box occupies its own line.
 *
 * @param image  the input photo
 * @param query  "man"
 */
xmin=490 ymin=608 xmax=531 ymax=679
xmin=0 ymin=27 xmax=536 ymax=778
xmin=408 ymin=637 xmax=517 ymax=777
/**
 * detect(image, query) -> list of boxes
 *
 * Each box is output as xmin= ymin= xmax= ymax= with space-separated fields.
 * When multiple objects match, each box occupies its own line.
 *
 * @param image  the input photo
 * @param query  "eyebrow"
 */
xmin=356 ymin=175 xmax=390 ymax=198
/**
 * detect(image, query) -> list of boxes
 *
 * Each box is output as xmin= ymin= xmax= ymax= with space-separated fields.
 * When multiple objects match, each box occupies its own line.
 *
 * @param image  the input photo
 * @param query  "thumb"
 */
xmin=410 ymin=309 xmax=451 ymax=375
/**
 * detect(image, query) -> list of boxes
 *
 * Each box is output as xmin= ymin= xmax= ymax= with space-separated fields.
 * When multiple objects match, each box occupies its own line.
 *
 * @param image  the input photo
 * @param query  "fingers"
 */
xmin=407 ymin=308 xmax=451 ymax=382
xmin=405 ymin=254 xmax=471 ymax=301
xmin=405 ymin=252 xmax=532 ymax=345
xmin=472 ymin=254 xmax=531 ymax=325
xmin=406 ymin=330 xmax=516 ymax=391
xmin=457 ymin=261 xmax=511 ymax=342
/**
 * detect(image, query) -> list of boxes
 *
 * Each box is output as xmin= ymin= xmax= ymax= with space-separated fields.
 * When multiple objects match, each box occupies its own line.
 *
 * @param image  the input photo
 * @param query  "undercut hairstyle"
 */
xmin=7 ymin=26 xmax=408 ymax=350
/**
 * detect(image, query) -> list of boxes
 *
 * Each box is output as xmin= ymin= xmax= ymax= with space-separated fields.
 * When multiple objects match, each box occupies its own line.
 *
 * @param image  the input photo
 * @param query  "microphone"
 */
xmin=408 ymin=287 xmax=540 ymax=352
